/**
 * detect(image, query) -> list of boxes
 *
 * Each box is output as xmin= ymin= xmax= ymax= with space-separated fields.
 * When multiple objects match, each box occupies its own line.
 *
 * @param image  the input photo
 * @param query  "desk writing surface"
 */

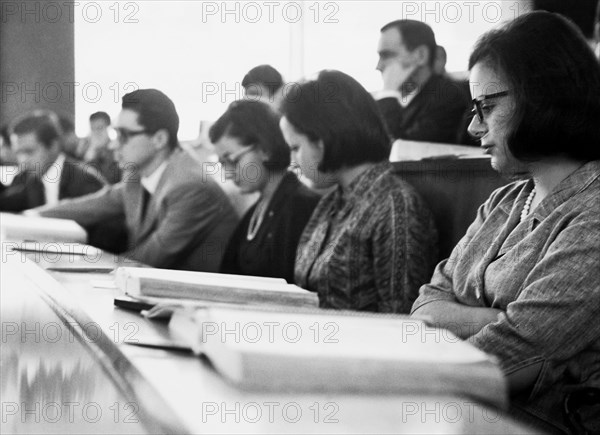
xmin=0 ymin=259 xmax=149 ymax=434
xmin=1 ymin=246 xmax=535 ymax=434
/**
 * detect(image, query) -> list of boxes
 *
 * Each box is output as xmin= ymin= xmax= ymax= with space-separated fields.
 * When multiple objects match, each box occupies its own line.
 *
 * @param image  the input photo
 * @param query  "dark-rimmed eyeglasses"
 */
xmin=471 ymin=91 xmax=509 ymax=123
xmin=115 ymin=128 xmax=151 ymax=144
xmin=218 ymin=146 xmax=255 ymax=167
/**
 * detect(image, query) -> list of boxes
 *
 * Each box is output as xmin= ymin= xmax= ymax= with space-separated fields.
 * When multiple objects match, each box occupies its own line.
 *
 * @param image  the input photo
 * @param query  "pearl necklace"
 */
xmin=520 ymin=188 xmax=536 ymax=223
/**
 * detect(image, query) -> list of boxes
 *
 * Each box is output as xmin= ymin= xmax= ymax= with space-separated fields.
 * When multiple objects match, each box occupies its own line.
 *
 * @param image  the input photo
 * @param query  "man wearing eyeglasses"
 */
xmin=374 ymin=19 xmax=471 ymax=144
xmin=34 ymin=89 xmax=238 ymax=272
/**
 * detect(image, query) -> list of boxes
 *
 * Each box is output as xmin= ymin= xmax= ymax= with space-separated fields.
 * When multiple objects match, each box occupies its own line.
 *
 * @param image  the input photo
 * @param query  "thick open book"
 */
xmin=115 ymin=267 xmax=318 ymax=307
xmin=169 ymin=305 xmax=508 ymax=409
xmin=0 ymin=213 xmax=87 ymax=244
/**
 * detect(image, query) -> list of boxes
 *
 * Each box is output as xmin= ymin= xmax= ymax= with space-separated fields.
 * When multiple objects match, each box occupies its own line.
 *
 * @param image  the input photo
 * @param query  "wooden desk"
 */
xmin=1 ymin=245 xmax=535 ymax=434
xmin=392 ymin=158 xmax=508 ymax=261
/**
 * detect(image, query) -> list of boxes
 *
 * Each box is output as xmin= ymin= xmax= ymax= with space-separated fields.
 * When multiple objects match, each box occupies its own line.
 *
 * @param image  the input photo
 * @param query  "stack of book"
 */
xmin=0 ymin=213 xmax=87 ymax=243
xmin=169 ymin=305 xmax=508 ymax=409
xmin=114 ymin=267 xmax=318 ymax=308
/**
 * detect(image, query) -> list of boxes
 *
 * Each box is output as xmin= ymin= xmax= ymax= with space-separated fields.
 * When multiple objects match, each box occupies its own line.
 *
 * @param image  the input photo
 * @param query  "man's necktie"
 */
xmin=140 ymin=187 xmax=151 ymax=222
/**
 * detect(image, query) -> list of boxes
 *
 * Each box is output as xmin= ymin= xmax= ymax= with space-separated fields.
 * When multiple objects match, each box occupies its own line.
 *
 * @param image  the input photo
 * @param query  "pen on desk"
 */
xmin=123 ymin=338 xmax=192 ymax=353
xmin=45 ymin=267 xmax=115 ymax=273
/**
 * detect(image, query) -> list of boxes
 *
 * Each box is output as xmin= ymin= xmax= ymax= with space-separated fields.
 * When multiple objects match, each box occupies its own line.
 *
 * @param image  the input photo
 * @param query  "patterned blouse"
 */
xmin=412 ymin=160 xmax=600 ymax=433
xmin=295 ymin=161 xmax=438 ymax=313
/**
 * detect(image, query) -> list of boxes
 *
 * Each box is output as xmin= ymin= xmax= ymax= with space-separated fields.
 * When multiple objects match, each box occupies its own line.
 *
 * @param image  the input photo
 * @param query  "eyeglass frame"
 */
xmin=471 ymin=90 xmax=509 ymax=123
xmin=114 ymin=128 xmax=152 ymax=145
xmin=218 ymin=145 xmax=255 ymax=167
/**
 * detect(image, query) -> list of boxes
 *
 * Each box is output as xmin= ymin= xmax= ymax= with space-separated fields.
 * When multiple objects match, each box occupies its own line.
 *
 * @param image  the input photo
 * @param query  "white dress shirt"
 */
xmin=41 ymin=153 xmax=66 ymax=206
xmin=141 ymin=161 xmax=168 ymax=195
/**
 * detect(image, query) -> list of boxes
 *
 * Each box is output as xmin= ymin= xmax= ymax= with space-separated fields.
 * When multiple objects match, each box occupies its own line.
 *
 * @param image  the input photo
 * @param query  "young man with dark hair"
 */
xmin=242 ymin=64 xmax=284 ymax=110
xmin=77 ymin=111 xmax=121 ymax=184
xmin=35 ymin=89 xmax=238 ymax=271
xmin=0 ymin=110 xmax=105 ymax=211
xmin=374 ymin=19 xmax=470 ymax=144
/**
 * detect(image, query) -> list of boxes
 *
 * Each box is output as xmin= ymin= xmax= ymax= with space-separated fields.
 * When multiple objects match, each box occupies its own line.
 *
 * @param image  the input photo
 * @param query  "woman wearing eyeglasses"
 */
xmin=411 ymin=12 xmax=600 ymax=433
xmin=211 ymin=100 xmax=320 ymax=283
xmin=281 ymin=69 xmax=438 ymax=313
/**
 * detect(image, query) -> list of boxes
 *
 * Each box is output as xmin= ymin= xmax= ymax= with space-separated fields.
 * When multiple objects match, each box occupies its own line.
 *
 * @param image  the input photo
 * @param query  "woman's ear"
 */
xmin=315 ymin=139 xmax=325 ymax=160
xmin=256 ymin=148 xmax=271 ymax=164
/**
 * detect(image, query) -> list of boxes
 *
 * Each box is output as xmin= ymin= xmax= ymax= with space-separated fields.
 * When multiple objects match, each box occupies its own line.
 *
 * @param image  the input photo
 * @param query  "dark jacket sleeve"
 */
xmin=377 ymin=75 xmax=471 ymax=144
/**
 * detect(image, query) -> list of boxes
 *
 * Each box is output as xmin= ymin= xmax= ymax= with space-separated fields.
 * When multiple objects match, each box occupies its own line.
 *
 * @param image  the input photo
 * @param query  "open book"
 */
xmin=0 ymin=213 xmax=87 ymax=244
xmin=169 ymin=305 xmax=508 ymax=409
xmin=115 ymin=267 xmax=318 ymax=307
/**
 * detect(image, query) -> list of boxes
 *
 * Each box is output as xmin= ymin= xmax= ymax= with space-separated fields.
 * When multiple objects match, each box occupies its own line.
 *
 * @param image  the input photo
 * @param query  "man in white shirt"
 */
xmin=36 ymin=89 xmax=238 ymax=272
xmin=0 ymin=110 xmax=105 ymax=211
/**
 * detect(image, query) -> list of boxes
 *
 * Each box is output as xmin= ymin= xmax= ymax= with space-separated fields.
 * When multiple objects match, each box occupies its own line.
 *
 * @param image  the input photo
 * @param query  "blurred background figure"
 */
xmin=242 ymin=64 xmax=285 ymax=111
xmin=374 ymin=19 xmax=471 ymax=145
xmin=433 ymin=44 xmax=447 ymax=75
xmin=0 ymin=110 xmax=105 ymax=211
xmin=58 ymin=116 xmax=80 ymax=159
xmin=0 ymin=124 xmax=17 ymax=166
xmin=77 ymin=111 xmax=122 ymax=184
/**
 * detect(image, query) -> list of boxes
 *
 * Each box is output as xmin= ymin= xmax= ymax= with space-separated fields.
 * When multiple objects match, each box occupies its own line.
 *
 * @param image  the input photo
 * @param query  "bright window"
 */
xmin=75 ymin=1 xmax=529 ymax=140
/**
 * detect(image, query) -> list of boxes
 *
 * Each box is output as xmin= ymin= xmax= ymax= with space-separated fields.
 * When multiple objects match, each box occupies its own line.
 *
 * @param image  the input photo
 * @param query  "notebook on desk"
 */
xmin=169 ymin=305 xmax=508 ymax=409
xmin=0 ymin=213 xmax=87 ymax=243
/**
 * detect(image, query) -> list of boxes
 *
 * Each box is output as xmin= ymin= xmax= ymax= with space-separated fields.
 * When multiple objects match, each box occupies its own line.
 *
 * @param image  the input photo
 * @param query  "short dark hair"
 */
xmin=89 ymin=111 xmax=111 ymax=125
xmin=381 ymin=20 xmax=437 ymax=68
xmin=532 ymin=0 xmax=598 ymax=39
xmin=121 ymin=89 xmax=179 ymax=149
xmin=10 ymin=110 xmax=63 ymax=149
xmin=280 ymin=70 xmax=391 ymax=173
xmin=469 ymin=11 xmax=600 ymax=162
xmin=242 ymin=65 xmax=284 ymax=97
xmin=209 ymin=100 xmax=290 ymax=170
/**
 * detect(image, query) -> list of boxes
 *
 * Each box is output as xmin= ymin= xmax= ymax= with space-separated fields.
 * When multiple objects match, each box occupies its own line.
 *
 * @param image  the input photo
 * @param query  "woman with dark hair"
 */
xmin=281 ymin=69 xmax=437 ymax=313
xmin=411 ymin=12 xmax=600 ymax=433
xmin=211 ymin=100 xmax=320 ymax=282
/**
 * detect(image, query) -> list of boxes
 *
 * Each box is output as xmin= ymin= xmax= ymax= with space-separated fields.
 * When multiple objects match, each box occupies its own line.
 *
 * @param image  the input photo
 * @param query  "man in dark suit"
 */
xmin=35 ymin=89 xmax=238 ymax=272
xmin=374 ymin=20 xmax=470 ymax=144
xmin=0 ymin=111 xmax=105 ymax=212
